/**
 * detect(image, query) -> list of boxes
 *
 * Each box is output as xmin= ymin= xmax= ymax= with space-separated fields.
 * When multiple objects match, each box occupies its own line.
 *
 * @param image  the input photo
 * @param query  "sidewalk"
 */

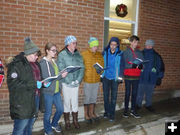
xmin=0 ymin=90 xmax=180 ymax=135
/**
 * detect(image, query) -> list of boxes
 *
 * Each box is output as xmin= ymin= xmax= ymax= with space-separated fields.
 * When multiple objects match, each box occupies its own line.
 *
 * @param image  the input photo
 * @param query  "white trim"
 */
xmin=104 ymin=0 xmax=140 ymax=36
xmin=134 ymin=0 xmax=140 ymax=35
xmin=104 ymin=17 xmax=136 ymax=24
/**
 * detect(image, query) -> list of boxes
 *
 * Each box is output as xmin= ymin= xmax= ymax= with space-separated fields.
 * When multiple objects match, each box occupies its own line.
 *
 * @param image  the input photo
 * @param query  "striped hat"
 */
xmin=88 ymin=37 xmax=99 ymax=48
xmin=64 ymin=35 xmax=77 ymax=46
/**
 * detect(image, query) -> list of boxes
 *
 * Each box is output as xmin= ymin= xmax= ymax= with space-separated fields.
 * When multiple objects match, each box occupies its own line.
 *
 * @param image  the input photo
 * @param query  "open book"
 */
xmin=132 ymin=58 xmax=149 ymax=65
xmin=93 ymin=62 xmax=105 ymax=74
xmin=42 ymin=66 xmax=82 ymax=83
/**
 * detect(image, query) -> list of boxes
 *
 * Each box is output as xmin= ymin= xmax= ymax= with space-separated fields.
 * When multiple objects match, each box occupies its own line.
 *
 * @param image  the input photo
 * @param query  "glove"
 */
xmin=75 ymin=80 xmax=79 ymax=85
xmin=156 ymin=78 xmax=162 ymax=86
xmin=132 ymin=63 xmax=138 ymax=69
xmin=70 ymin=80 xmax=79 ymax=87
xmin=37 ymin=81 xmax=42 ymax=89
xmin=43 ymin=82 xmax=51 ymax=88
xmin=138 ymin=64 xmax=143 ymax=70
xmin=117 ymin=77 xmax=123 ymax=83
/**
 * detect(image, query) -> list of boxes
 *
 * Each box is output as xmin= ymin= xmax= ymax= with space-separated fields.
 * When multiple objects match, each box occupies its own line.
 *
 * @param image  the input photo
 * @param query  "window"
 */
xmin=104 ymin=0 xmax=139 ymax=50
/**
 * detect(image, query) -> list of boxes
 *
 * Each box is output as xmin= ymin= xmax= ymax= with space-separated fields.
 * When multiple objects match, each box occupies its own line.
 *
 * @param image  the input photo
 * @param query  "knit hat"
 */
xmin=24 ymin=37 xmax=40 ymax=55
xmin=64 ymin=35 xmax=77 ymax=46
xmin=88 ymin=37 xmax=99 ymax=48
xmin=145 ymin=39 xmax=155 ymax=46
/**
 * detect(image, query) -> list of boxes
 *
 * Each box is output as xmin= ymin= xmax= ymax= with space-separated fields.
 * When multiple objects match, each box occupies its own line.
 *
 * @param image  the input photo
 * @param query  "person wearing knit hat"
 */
xmin=88 ymin=37 xmax=99 ymax=48
xmin=57 ymin=35 xmax=84 ymax=129
xmin=64 ymin=35 xmax=77 ymax=46
xmin=136 ymin=39 xmax=164 ymax=113
xmin=24 ymin=37 xmax=40 ymax=55
xmin=81 ymin=37 xmax=103 ymax=123
xmin=6 ymin=37 xmax=50 ymax=135
xmin=101 ymin=37 xmax=123 ymax=122
xmin=145 ymin=39 xmax=155 ymax=46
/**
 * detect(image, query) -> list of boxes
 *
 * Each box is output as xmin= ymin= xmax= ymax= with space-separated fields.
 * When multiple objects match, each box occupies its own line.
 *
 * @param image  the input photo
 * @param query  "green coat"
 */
xmin=57 ymin=48 xmax=84 ymax=85
xmin=7 ymin=52 xmax=44 ymax=120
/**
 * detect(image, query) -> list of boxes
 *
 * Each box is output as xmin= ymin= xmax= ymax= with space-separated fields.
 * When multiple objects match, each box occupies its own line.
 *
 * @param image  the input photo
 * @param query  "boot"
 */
xmin=64 ymin=112 xmax=71 ymax=130
xmin=84 ymin=104 xmax=91 ymax=123
xmin=72 ymin=112 xmax=80 ymax=129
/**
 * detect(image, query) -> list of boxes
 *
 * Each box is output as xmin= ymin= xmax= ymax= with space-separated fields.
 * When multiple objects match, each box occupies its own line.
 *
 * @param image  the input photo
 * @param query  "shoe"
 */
xmin=145 ymin=106 xmax=155 ymax=112
xmin=52 ymin=125 xmax=62 ymax=133
xmin=130 ymin=111 xmax=141 ymax=118
xmin=123 ymin=111 xmax=129 ymax=118
xmin=85 ymin=118 xmax=92 ymax=123
xmin=109 ymin=119 xmax=115 ymax=122
xmin=103 ymin=113 xmax=109 ymax=119
xmin=44 ymin=131 xmax=55 ymax=135
xmin=109 ymin=115 xmax=115 ymax=122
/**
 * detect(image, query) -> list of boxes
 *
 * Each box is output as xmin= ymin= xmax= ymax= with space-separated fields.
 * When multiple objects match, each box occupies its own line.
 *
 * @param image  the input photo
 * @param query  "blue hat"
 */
xmin=64 ymin=35 xmax=77 ymax=46
xmin=145 ymin=39 xmax=155 ymax=46
xmin=88 ymin=37 xmax=99 ymax=48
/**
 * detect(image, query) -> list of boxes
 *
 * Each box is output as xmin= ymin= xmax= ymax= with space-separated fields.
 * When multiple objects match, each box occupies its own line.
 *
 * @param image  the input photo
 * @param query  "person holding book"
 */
xmin=6 ymin=37 xmax=46 ymax=135
xmin=136 ymin=39 xmax=164 ymax=112
xmin=122 ymin=35 xmax=144 ymax=118
xmin=81 ymin=37 xmax=104 ymax=123
xmin=57 ymin=35 xmax=84 ymax=129
xmin=39 ymin=42 xmax=68 ymax=135
xmin=101 ymin=37 xmax=123 ymax=121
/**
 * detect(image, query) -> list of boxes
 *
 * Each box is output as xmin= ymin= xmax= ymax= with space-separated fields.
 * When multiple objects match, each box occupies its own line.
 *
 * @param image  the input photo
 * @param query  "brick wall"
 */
xmin=0 ymin=0 xmax=104 ymax=125
xmin=138 ymin=0 xmax=180 ymax=90
xmin=0 ymin=0 xmax=180 ymax=125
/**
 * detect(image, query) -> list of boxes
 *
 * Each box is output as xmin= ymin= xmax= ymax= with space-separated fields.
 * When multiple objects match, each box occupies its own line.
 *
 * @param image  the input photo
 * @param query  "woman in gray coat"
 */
xmin=40 ymin=43 xmax=68 ymax=135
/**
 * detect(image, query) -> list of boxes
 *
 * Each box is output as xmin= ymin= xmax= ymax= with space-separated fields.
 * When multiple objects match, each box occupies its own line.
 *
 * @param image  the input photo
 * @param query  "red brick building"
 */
xmin=0 ymin=0 xmax=180 ymax=125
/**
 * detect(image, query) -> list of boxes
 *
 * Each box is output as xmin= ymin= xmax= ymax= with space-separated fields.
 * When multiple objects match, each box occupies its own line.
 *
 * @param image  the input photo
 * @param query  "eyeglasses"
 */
xmin=50 ymin=49 xmax=57 ymax=53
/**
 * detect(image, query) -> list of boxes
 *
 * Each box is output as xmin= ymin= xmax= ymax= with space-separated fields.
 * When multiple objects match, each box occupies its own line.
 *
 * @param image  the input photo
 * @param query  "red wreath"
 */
xmin=115 ymin=4 xmax=128 ymax=17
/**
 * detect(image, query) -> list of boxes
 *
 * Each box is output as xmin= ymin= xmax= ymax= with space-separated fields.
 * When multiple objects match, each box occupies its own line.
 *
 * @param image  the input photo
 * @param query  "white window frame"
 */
xmin=104 ymin=0 xmax=140 ymax=35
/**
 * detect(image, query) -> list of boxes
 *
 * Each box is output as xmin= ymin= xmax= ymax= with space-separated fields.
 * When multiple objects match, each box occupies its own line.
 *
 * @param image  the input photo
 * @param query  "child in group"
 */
xmin=122 ymin=35 xmax=144 ymax=118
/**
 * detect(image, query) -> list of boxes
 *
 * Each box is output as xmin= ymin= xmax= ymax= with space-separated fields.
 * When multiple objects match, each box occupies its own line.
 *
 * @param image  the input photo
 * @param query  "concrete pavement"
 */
xmin=0 ymin=90 xmax=180 ymax=135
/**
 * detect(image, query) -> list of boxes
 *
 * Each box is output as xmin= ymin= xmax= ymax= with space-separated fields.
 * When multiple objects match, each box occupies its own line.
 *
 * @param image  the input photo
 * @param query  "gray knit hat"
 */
xmin=24 ymin=37 xmax=40 ymax=55
xmin=145 ymin=39 xmax=155 ymax=46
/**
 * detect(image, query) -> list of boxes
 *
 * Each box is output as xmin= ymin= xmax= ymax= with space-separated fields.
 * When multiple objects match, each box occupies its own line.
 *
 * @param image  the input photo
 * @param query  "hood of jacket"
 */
xmin=103 ymin=37 xmax=121 ymax=53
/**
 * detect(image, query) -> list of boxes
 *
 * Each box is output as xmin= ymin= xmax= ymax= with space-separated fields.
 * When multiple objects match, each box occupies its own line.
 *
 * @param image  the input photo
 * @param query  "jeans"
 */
xmin=43 ymin=92 xmax=64 ymax=134
xmin=12 ymin=118 xmax=34 ymax=135
xmin=136 ymin=83 xmax=155 ymax=107
xmin=124 ymin=80 xmax=139 ymax=112
xmin=102 ymin=77 xmax=119 ymax=119
xmin=13 ymin=95 xmax=40 ymax=135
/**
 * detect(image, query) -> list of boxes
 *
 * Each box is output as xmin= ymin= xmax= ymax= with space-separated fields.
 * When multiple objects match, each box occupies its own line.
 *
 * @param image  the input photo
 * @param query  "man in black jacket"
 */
xmin=7 ymin=37 xmax=46 ymax=135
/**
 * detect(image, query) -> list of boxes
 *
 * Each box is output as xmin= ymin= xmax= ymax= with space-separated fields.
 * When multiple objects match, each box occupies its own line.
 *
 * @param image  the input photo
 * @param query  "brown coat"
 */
xmin=82 ymin=49 xmax=104 ymax=83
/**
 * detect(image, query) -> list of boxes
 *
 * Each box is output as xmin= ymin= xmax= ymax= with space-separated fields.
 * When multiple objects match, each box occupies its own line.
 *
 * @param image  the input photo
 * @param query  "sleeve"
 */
xmin=57 ymin=52 xmax=66 ymax=71
xmin=99 ymin=53 xmax=104 ymax=69
xmin=119 ymin=53 xmax=125 ymax=77
xmin=123 ymin=51 xmax=132 ymax=69
xmin=39 ymin=60 xmax=50 ymax=80
xmin=7 ymin=63 xmax=36 ymax=92
xmin=157 ymin=54 xmax=165 ymax=79
xmin=76 ymin=54 xmax=85 ymax=83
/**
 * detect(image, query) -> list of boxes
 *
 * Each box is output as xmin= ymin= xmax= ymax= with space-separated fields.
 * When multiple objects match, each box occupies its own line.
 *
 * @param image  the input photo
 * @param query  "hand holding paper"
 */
xmin=61 ymin=71 xmax=68 ymax=78
xmin=43 ymin=82 xmax=51 ymax=88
